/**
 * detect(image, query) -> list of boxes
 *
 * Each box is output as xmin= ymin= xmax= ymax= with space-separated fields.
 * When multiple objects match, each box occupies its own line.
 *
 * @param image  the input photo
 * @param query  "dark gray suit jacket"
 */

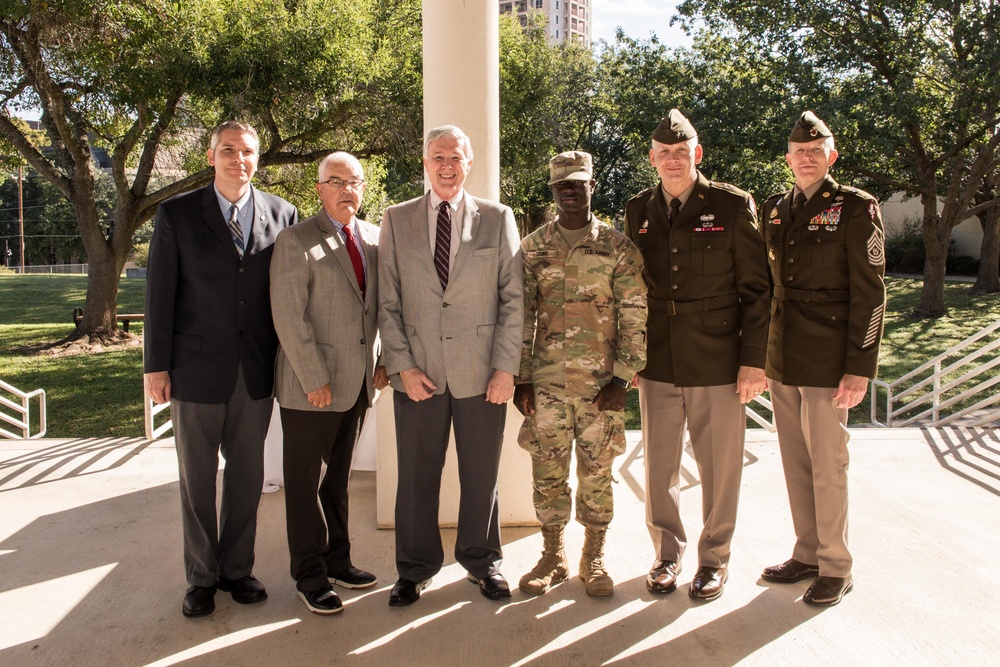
xmin=144 ymin=184 xmax=298 ymax=403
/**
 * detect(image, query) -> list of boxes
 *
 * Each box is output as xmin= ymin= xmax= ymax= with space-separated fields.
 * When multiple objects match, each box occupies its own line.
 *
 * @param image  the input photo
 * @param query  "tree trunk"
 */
xmin=970 ymin=208 xmax=1000 ymax=295
xmin=915 ymin=196 xmax=949 ymax=317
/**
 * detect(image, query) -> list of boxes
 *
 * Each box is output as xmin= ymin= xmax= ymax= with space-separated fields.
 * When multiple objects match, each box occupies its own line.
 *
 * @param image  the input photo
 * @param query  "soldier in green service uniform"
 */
xmin=514 ymin=151 xmax=647 ymax=598
xmin=759 ymin=111 xmax=886 ymax=607
xmin=624 ymin=109 xmax=770 ymax=602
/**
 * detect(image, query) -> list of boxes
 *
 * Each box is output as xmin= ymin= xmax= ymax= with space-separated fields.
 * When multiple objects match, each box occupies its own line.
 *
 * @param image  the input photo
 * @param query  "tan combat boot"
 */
xmin=579 ymin=526 xmax=613 ymax=597
xmin=519 ymin=524 xmax=570 ymax=595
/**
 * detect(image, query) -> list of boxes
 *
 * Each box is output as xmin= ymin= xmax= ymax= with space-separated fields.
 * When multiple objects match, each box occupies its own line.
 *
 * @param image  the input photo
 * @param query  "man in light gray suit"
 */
xmin=270 ymin=152 xmax=388 ymax=615
xmin=379 ymin=125 xmax=523 ymax=606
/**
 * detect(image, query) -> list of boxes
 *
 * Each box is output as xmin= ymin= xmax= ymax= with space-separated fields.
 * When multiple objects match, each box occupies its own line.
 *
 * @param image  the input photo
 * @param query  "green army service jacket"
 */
xmin=623 ymin=172 xmax=770 ymax=387
xmin=761 ymin=174 xmax=887 ymax=388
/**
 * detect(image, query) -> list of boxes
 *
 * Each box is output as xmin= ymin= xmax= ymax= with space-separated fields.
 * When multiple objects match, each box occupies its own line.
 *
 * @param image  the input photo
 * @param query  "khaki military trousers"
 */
xmin=769 ymin=379 xmax=852 ymax=577
xmin=638 ymin=378 xmax=745 ymax=568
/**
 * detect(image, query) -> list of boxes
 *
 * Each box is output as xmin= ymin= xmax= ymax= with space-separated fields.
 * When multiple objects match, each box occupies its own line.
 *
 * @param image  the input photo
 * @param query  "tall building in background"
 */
xmin=499 ymin=0 xmax=592 ymax=47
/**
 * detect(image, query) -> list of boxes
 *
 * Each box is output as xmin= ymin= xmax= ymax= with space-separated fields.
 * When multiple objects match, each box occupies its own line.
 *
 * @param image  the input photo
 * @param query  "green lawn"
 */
xmin=1 ymin=274 xmax=997 ymax=438
xmin=1 ymin=275 xmax=147 ymax=437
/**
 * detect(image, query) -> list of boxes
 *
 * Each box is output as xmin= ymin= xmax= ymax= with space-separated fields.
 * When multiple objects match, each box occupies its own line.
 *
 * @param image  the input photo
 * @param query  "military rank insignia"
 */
xmin=639 ymin=219 xmax=649 ymax=234
xmin=868 ymin=226 xmax=885 ymax=266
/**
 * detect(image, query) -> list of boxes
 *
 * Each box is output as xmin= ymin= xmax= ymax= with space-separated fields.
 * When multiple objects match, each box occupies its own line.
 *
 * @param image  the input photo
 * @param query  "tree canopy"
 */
xmin=0 ymin=0 xmax=422 ymax=342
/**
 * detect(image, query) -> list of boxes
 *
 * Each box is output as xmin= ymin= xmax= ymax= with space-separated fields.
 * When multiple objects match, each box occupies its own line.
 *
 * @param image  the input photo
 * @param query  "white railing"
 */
xmin=144 ymin=396 xmax=173 ymax=440
xmin=871 ymin=318 xmax=1000 ymax=428
xmin=0 ymin=378 xmax=47 ymax=439
xmin=14 ymin=263 xmax=89 ymax=274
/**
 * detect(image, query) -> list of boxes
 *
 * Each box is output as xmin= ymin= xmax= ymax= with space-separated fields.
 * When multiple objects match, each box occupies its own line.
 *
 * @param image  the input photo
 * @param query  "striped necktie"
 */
xmin=227 ymin=204 xmax=245 ymax=256
xmin=434 ymin=202 xmax=451 ymax=289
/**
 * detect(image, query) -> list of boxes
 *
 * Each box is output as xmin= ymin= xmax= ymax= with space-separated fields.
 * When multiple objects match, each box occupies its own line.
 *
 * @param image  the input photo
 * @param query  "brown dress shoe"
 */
xmin=646 ymin=560 xmax=680 ymax=595
xmin=689 ymin=566 xmax=727 ymax=601
xmin=803 ymin=576 xmax=853 ymax=606
xmin=761 ymin=558 xmax=820 ymax=583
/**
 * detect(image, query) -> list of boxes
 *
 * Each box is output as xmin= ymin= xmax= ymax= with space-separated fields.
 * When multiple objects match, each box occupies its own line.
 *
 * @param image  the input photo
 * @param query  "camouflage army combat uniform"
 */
xmin=517 ymin=214 xmax=647 ymax=529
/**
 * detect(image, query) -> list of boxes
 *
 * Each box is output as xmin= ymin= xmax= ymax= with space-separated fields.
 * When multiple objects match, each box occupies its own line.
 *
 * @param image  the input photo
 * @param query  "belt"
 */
xmin=773 ymin=286 xmax=850 ymax=302
xmin=651 ymin=293 xmax=739 ymax=316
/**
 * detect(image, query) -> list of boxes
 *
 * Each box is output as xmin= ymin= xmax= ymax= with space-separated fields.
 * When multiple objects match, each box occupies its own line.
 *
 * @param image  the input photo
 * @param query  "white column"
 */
xmin=421 ymin=0 xmax=500 ymax=200
xmin=375 ymin=1 xmax=536 ymax=527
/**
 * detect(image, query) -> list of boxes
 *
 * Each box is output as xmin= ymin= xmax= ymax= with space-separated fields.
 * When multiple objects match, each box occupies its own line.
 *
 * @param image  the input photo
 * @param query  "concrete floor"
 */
xmin=1 ymin=427 xmax=998 ymax=666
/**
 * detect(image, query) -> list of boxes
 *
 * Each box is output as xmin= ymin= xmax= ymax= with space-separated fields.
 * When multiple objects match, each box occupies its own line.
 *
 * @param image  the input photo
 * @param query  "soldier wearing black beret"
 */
xmin=758 ymin=111 xmax=886 ymax=606
xmin=623 ymin=109 xmax=770 ymax=602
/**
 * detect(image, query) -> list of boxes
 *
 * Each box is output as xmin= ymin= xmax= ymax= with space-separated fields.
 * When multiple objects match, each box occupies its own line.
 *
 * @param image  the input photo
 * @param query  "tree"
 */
xmin=499 ymin=12 xmax=596 ymax=236
xmin=0 ymin=0 xmax=422 ymax=344
xmin=678 ymin=0 xmax=1000 ymax=317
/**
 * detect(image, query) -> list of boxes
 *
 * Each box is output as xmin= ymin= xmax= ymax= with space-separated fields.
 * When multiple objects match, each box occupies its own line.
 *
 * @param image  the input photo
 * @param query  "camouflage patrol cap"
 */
xmin=789 ymin=111 xmax=833 ymax=142
xmin=651 ymin=109 xmax=698 ymax=144
xmin=548 ymin=150 xmax=593 ymax=185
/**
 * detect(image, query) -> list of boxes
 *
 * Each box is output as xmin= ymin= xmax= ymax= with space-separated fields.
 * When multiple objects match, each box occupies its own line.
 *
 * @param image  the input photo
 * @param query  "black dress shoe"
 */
xmin=689 ymin=566 xmax=727 ymax=601
xmin=467 ymin=573 xmax=511 ymax=601
xmin=328 ymin=566 xmax=378 ymax=590
xmin=216 ymin=574 xmax=268 ymax=604
xmin=182 ymin=585 xmax=216 ymax=618
xmin=803 ymin=575 xmax=853 ymax=606
xmin=298 ymin=587 xmax=344 ymax=615
xmin=646 ymin=560 xmax=681 ymax=595
xmin=761 ymin=558 xmax=820 ymax=584
xmin=388 ymin=578 xmax=430 ymax=607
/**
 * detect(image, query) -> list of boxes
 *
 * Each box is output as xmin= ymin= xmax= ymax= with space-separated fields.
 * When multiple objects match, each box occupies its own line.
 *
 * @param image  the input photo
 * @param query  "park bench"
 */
xmin=72 ymin=307 xmax=144 ymax=332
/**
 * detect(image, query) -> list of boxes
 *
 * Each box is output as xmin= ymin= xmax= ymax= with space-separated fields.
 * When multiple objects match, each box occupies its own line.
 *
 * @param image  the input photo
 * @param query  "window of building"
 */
xmin=555 ymin=15 xmax=559 ymax=24
xmin=555 ymin=1 xmax=559 ymax=9
xmin=500 ymin=3 xmax=512 ymax=13
xmin=535 ymin=0 xmax=543 ymax=7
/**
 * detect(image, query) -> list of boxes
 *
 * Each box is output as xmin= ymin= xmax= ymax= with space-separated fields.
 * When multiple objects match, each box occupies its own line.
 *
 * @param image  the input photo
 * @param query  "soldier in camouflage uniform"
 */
xmin=759 ymin=112 xmax=886 ymax=607
xmin=514 ymin=151 xmax=647 ymax=598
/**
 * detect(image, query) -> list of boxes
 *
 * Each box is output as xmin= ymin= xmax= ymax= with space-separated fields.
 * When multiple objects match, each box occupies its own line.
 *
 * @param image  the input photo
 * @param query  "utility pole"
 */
xmin=18 ymin=165 xmax=25 ymax=271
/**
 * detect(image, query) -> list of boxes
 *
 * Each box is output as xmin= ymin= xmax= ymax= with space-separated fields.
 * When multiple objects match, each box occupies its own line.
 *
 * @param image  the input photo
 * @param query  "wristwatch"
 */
xmin=610 ymin=376 xmax=630 ymax=388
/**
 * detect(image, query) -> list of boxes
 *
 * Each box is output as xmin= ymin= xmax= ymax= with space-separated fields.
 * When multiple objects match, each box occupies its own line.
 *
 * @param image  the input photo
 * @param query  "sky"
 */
xmin=591 ymin=0 xmax=693 ymax=48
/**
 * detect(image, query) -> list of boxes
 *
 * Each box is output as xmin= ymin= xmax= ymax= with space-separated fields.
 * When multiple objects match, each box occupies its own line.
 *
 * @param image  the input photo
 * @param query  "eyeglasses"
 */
xmin=320 ymin=177 xmax=365 ymax=190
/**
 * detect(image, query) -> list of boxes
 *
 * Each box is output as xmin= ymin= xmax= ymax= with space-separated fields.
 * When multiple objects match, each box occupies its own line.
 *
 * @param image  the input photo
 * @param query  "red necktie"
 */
xmin=342 ymin=224 xmax=365 ymax=298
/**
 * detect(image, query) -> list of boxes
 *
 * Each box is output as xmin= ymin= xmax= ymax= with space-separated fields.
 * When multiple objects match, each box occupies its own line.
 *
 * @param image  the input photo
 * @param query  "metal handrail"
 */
xmin=871 ymin=318 xmax=1000 ymax=427
xmin=0 ymin=378 xmax=47 ymax=439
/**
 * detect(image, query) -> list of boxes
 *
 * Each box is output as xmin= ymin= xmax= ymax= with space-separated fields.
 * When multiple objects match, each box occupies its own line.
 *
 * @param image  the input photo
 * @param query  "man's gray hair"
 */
xmin=318 ymin=151 xmax=364 ymax=181
xmin=423 ymin=125 xmax=474 ymax=161
xmin=788 ymin=135 xmax=836 ymax=154
xmin=210 ymin=120 xmax=259 ymax=150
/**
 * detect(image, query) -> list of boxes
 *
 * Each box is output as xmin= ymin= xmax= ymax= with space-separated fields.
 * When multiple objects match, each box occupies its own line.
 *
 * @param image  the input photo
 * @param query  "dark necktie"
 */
xmin=792 ymin=192 xmax=807 ymax=222
xmin=227 ymin=203 xmax=245 ymax=257
xmin=668 ymin=198 xmax=681 ymax=226
xmin=342 ymin=224 xmax=366 ymax=298
xmin=434 ymin=202 xmax=451 ymax=289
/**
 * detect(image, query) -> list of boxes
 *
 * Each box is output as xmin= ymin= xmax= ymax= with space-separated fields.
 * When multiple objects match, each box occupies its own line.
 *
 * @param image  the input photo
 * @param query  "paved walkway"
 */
xmin=1 ymin=427 xmax=998 ymax=666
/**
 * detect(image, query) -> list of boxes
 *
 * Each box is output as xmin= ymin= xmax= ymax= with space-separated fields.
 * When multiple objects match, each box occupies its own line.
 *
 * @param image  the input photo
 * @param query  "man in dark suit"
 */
xmin=144 ymin=120 xmax=297 ymax=619
xmin=378 ymin=125 xmax=523 ymax=606
xmin=759 ymin=111 xmax=886 ymax=606
xmin=623 ymin=109 xmax=770 ymax=602
xmin=270 ymin=152 xmax=387 ymax=615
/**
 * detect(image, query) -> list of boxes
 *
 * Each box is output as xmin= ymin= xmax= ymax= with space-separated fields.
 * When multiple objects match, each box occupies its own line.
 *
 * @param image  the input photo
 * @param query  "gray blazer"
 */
xmin=270 ymin=211 xmax=380 ymax=412
xmin=378 ymin=191 xmax=523 ymax=399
